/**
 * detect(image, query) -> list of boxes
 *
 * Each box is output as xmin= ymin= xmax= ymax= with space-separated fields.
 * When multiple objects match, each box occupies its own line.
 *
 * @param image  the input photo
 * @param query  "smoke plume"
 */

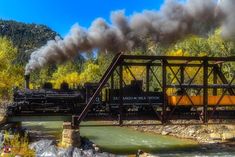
xmin=25 ymin=0 xmax=235 ymax=74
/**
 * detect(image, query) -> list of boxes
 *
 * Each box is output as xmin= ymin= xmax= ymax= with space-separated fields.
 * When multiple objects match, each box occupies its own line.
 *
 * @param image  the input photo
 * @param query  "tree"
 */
xmin=0 ymin=37 xmax=24 ymax=99
xmin=50 ymin=62 xmax=78 ymax=88
xmin=79 ymin=62 xmax=100 ymax=85
xmin=208 ymin=29 xmax=235 ymax=57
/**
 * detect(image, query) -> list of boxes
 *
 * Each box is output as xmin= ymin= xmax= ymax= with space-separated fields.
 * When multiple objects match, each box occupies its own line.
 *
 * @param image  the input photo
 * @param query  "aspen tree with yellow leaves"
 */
xmin=0 ymin=37 xmax=24 ymax=99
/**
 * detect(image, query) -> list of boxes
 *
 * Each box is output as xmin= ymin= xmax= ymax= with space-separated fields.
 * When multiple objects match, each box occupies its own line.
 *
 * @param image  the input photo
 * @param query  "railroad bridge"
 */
xmin=6 ymin=53 xmax=235 ymax=127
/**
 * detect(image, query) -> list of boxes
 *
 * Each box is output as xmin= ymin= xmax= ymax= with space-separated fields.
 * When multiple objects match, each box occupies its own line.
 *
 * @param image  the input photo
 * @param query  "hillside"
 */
xmin=0 ymin=20 xmax=59 ymax=64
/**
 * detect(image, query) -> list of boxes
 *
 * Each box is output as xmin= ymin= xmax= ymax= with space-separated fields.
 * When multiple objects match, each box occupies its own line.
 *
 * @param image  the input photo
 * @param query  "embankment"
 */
xmin=125 ymin=120 xmax=235 ymax=148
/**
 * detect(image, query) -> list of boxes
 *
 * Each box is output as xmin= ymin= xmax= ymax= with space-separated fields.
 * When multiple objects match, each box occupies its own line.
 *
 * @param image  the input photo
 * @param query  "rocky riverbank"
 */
xmin=124 ymin=120 xmax=235 ymax=148
xmin=29 ymin=138 xmax=157 ymax=157
xmin=29 ymin=138 xmax=121 ymax=157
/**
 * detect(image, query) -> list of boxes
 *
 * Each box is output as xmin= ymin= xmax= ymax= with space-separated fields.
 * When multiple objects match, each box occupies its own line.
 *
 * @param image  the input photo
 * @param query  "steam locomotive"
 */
xmin=7 ymin=75 xmax=163 ymax=115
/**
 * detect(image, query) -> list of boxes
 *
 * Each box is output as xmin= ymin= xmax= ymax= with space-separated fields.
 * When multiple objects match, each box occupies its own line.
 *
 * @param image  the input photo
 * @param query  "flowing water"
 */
xmin=22 ymin=121 xmax=235 ymax=156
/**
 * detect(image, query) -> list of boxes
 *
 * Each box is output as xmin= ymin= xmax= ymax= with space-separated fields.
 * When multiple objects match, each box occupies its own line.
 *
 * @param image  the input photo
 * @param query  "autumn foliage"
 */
xmin=0 ymin=28 xmax=234 ymax=100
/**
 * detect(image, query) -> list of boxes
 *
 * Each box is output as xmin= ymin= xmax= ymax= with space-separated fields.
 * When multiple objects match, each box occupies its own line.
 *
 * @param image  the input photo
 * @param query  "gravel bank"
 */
xmin=124 ymin=120 xmax=235 ymax=149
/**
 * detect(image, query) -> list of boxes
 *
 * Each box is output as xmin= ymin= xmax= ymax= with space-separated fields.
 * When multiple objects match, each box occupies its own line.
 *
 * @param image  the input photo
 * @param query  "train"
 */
xmin=7 ymin=75 xmax=163 ymax=115
xmin=7 ymin=73 xmax=235 ymax=116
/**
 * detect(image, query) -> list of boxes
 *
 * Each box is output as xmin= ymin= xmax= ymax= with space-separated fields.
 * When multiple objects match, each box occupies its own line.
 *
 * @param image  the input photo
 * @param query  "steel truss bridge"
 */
xmin=7 ymin=53 xmax=235 ymax=127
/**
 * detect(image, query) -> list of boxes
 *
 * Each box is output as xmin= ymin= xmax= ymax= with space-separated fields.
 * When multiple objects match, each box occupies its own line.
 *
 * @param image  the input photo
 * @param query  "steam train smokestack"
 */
xmin=25 ymin=75 xmax=30 ymax=89
xmin=25 ymin=0 xmax=235 ymax=74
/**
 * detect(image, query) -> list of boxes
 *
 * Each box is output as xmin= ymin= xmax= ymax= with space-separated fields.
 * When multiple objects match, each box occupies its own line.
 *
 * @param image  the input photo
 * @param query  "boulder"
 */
xmin=29 ymin=139 xmax=54 ymax=155
xmin=72 ymin=148 xmax=82 ymax=157
xmin=39 ymin=145 xmax=58 ymax=157
xmin=58 ymin=147 xmax=73 ymax=157
xmin=57 ymin=147 xmax=83 ymax=157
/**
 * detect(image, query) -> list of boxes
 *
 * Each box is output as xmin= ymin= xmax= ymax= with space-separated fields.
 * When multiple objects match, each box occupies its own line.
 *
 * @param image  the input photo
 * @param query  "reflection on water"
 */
xmin=22 ymin=121 xmax=235 ymax=156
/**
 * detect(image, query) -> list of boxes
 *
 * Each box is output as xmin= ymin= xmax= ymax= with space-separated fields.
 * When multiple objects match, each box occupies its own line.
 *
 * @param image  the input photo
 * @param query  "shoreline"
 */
xmin=122 ymin=120 xmax=235 ymax=150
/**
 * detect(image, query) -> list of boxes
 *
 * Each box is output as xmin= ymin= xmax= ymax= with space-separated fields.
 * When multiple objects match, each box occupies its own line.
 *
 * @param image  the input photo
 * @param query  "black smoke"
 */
xmin=25 ymin=0 xmax=234 ymax=74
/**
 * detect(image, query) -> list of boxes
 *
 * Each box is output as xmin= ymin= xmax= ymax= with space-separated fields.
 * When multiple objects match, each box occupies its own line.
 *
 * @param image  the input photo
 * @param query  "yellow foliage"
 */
xmin=0 ymin=38 xmax=24 ymax=99
xmin=123 ymin=66 xmax=145 ymax=84
xmin=51 ymin=62 xmax=100 ymax=88
xmin=51 ymin=72 xmax=80 ymax=89
xmin=79 ymin=63 xmax=100 ymax=85
xmin=3 ymin=132 xmax=35 ymax=156
xmin=167 ymin=49 xmax=189 ymax=56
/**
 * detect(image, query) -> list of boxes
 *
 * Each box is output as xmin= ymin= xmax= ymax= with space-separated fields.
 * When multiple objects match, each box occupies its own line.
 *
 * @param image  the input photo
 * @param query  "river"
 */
xmin=22 ymin=121 xmax=235 ymax=156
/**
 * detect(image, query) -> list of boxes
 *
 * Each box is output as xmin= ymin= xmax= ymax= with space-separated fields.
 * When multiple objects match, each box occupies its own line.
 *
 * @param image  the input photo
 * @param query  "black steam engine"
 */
xmin=7 ymin=75 xmax=163 ymax=116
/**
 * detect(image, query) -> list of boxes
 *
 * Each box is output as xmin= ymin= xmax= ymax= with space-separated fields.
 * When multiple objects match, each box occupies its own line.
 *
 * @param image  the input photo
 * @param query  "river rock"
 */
xmin=226 ymin=125 xmax=235 ymax=130
xmin=94 ymin=146 xmax=100 ymax=152
xmin=72 ymin=147 xmax=83 ymax=157
xmin=161 ymin=130 xmax=169 ymax=135
xmin=95 ymin=152 xmax=112 ymax=157
xmin=83 ymin=149 xmax=94 ymax=156
xmin=210 ymin=133 xmax=221 ymax=140
xmin=139 ymin=153 xmax=159 ymax=157
xmin=188 ymin=128 xmax=196 ymax=136
xmin=58 ymin=147 xmax=75 ymax=157
xmin=39 ymin=145 xmax=58 ymax=157
xmin=222 ymin=132 xmax=235 ymax=141
xmin=29 ymin=139 xmax=54 ymax=155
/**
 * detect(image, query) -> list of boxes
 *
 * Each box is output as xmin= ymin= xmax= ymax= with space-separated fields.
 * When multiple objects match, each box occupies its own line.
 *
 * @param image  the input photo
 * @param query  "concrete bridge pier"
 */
xmin=61 ymin=122 xmax=81 ymax=148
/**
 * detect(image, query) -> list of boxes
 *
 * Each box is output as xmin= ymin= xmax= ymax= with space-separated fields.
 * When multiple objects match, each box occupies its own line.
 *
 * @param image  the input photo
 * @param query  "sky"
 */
xmin=0 ymin=0 xmax=164 ymax=36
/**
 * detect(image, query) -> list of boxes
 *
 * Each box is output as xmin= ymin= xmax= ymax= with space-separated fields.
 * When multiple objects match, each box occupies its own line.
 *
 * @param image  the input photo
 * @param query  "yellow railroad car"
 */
xmin=168 ymin=96 xmax=235 ymax=106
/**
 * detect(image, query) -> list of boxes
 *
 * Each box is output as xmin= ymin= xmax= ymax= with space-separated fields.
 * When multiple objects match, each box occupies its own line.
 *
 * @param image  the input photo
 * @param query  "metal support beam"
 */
xmin=111 ymin=73 xmax=114 ymax=90
xmin=203 ymin=58 xmax=208 ymax=123
xmin=122 ymin=55 xmax=235 ymax=61
xmin=126 ymin=66 xmax=137 ymax=81
xmin=146 ymin=65 xmax=150 ymax=92
xmin=119 ymin=65 xmax=124 ymax=125
xmin=213 ymin=66 xmax=218 ymax=96
xmin=215 ymin=65 xmax=235 ymax=95
xmin=180 ymin=66 xmax=185 ymax=85
xmin=162 ymin=59 xmax=167 ymax=124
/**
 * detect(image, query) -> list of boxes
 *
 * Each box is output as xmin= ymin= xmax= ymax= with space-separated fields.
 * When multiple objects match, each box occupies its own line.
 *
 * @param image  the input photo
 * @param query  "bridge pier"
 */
xmin=61 ymin=122 xmax=81 ymax=148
